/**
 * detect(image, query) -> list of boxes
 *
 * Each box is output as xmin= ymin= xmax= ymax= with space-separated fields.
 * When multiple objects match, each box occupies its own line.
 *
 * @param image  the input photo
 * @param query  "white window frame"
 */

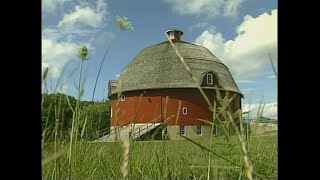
xmin=163 ymin=127 xmax=168 ymax=135
xmin=212 ymin=125 xmax=218 ymax=136
xmin=182 ymin=107 xmax=188 ymax=115
xmin=110 ymin=108 xmax=113 ymax=118
xmin=196 ymin=125 xmax=202 ymax=135
xmin=179 ymin=126 xmax=186 ymax=136
xmin=207 ymin=73 xmax=213 ymax=85
xmin=120 ymin=94 xmax=125 ymax=101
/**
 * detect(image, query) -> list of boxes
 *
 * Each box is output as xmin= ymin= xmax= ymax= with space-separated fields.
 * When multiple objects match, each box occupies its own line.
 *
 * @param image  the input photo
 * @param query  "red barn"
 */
xmin=102 ymin=29 xmax=243 ymax=141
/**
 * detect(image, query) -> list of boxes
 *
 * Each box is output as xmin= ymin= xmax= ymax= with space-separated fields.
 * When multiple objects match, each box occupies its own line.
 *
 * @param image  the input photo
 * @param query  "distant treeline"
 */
xmin=42 ymin=93 xmax=111 ymax=141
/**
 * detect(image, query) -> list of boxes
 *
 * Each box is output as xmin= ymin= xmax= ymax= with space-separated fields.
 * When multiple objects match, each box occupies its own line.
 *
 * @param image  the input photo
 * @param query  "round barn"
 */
xmin=106 ymin=29 xmax=243 ymax=141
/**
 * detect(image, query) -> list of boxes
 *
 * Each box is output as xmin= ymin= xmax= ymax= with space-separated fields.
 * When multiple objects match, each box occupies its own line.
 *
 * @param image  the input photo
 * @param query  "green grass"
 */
xmin=42 ymin=134 xmax=277 ymax=179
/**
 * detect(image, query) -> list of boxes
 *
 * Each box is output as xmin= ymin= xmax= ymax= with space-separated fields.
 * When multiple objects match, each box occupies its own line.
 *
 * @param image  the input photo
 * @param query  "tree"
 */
xmin=41 ymin=93 xmax=111 ymax=141
xmin=80 ymin=100 xmax=111 ymax=140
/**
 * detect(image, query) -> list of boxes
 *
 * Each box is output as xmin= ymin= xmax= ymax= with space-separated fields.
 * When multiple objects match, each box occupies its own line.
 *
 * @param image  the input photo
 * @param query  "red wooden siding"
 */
xmin=110 ymin=89 xmax=241 ymax=126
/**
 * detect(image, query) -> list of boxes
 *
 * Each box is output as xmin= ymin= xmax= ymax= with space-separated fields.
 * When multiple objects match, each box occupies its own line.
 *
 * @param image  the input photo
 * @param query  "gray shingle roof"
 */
xmin=108 ymin=41 xmax=242 ymax=98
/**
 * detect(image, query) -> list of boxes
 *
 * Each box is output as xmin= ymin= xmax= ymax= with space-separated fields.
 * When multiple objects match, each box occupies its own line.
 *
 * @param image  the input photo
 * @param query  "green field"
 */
xmin=42 ymin=134 xmax=277 ymax=180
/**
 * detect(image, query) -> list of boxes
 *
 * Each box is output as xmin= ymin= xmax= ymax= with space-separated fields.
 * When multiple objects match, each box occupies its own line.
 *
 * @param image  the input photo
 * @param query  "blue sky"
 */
xmin=42 ymin=0 xmax=277 ymax=118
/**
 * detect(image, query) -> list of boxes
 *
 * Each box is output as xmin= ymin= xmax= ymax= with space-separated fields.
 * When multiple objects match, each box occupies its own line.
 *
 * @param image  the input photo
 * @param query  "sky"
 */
xmin=42 ymin=0 xmax=278 ymax=119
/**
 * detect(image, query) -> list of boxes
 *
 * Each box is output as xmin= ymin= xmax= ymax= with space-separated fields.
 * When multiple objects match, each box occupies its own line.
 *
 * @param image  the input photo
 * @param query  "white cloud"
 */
xmin=42 ymin=0 xmax=70 ymax=13
xmin=242 ymin=102 xmax=277 ymax=119
xmin=116 ymin=74 xmax=120 ymax=79
xmin=42 ymin=38 xmax=80 ymax=78
xmin=195 ymin=9 xmax=277 ymax=79
xmin=267 ymin=75 xmax=276 ymax=79
xmin=164 ymin=0 xmax=244 ymax=18
xmin=43 ymin=26 xmax=94 ymax=41
xmin=42 ymin=0 xmax=108 ymax=78
xmin=58 ymin=0 xmax=108 ymax=28
xmin=223 ymin=0 xmax=244 ymax=17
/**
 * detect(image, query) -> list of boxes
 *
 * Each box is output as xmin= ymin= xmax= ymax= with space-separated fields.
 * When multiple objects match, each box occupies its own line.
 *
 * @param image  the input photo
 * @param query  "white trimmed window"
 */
xmin=196 ymin=125 xmax=202 ymax=135
xmin=110 ymin=108 xmax=113 ymax=118
xmin=163 ymin=127 xmax=168 ymax=135
xmin=179 ymin=126 xmax=186 ymax=136
xmin=212 ymin=125 xmax=218 ymax=135
xmin=182 ymin=107 xmax=188 ymax=115
xmin=207 ymin=73 xmax=213 ymax=85
xmin=120 ymin=94 xmax=125 ymax=101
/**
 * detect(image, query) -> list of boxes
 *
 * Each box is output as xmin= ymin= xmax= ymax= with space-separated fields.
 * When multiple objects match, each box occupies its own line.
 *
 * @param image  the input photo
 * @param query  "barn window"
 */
xmin=212 ymin=125 xmax=218 ymax=136
xmin=196 ymin=125 xmax=202 ymax=135
xmin=163 ymin=127 xmax=168 ymax=135
xmin=179 ymin=126 xmax=186 ymax=136
xmin=201 ymin=72 xmax=219 ymax=87
xmin=182 ymin=107 xmax=188 ymax=115
xmin=110 ymin=108 xmax=113 ymax=118
xmin=207 ymin=73 xmax=213 ymax=85
xmin=120 ymin=94 xmax=125 ymax=101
